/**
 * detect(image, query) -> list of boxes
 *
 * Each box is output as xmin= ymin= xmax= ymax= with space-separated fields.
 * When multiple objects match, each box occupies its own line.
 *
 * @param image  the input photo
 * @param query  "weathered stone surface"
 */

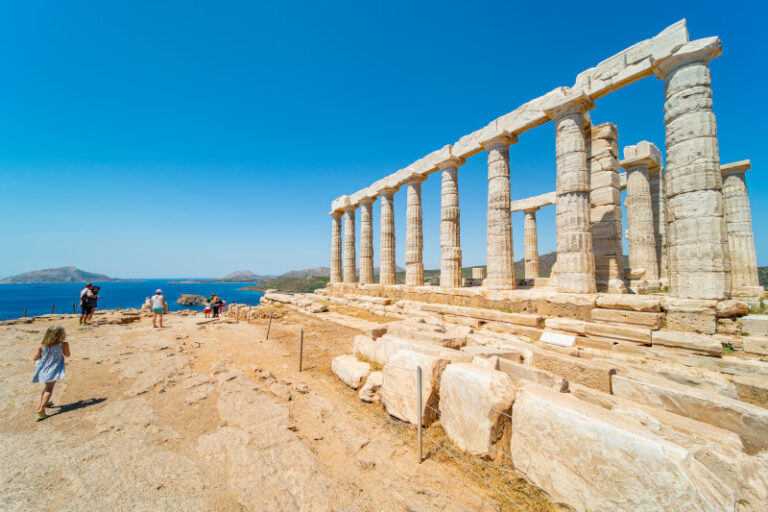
xmin=732 ymin=375 xmax=768 ymax=408
xmin=595 ymin=293 xmax=661 ymax=312
xmin=539 ymin=331 xmax=575 ymax=348
xmin=343 ymin=206 xmax=356 ymax=284
xmin=383 ymin=335 xmax=471 ymax=365
xmin=484 ymin=135 xmax=516 ymax=290
xmin=405 ymin=177 xmax=425 ymax=286
xmin=743 ymin=336 xmax=768 ymax=357
xmin=509 ymin=192 xmax=556 ymax=213
xmin=497 ymin=357 xmax=568 ymax=390
xmin=715 ymin=300 xmax=749 ymax=318
xmin=359 ymin=199 xmax=375 ymax=285
xmin=379 ymin=189 xmax=397 ymax=285
xmin=461 ymin=342 xmax=532 ymax=366
xmin=439 ymin=363 xmax=516 ymax=457
xmin=352 ymin=335 xmax=387 ymax=365
xmin=523 ymin=209 xmax=539 ymax=280
xmin=590 ymin=308 xmax=662 ymax=328
xmin=666 ymin=311 xmax=717 ymax=335
xmin=612 ymin=371 xmax=768 ymax=454
xmin=331 ymin=355 xmax=370 ymax=389
xmin=651 ymin=330 xmax=722 ymax=356
xmin=742 ymin=315 xmax=768 ymax=337
xmin=584 ymin=322 xmax=651 ymax=343
xmin=510 ymin=383 xmax=735 ymax=512
xmin=330 ymin=212 xmax=343 ymax=283
xmin=543 ymin=317 xmax=586 ymax=335
xmin=358 ymin=371 xmax=382 ymax=403
xmin=382 ymin=350 xmax=448 ymax=426
xmin=439 ymin=162 xmax=463 ymax=288
xmin=529 ymin=346 xmax=616 ymax=393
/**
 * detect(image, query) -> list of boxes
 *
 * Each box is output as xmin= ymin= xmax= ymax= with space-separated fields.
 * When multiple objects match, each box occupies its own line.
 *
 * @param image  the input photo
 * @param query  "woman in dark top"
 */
xmin=86 ymin=286 xmax=100 ymax=324
xmin=211 ymin=294 xmax=222 ymax=317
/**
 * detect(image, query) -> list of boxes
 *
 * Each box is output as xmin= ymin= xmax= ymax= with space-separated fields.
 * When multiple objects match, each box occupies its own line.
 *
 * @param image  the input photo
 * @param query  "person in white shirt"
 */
xmin=150 ymin=289 xmax=168 ymax=328
xmin=78 ymin=283 xmax=94 ymax=326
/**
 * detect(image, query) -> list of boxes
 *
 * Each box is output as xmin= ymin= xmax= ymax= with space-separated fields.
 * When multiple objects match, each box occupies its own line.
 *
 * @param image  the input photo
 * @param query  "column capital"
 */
xmin=620 ymin=141 xmax=663 ymax=172
xmin=379 ymin=186 xmax=399 ymax=196
xmin=721 ymin=160 xmax=751 ymax=176
xmin=437 ymin=157 xmax=465 ymax=170
xmin=480 ymin=133 xmax=518 ymax=150
xmin=359 ymin=196 xmax=376 ymax=205
xmin=652 ymin=37 xmax=722 ymax=79
xmin=405 ymin=175 xmax=427 ymax=186
xmin=523 ymin=207 xmax=539 ymax=214
xmin=543 ymin=90 xmax=594 ymax=121
xmin=342 ymin=203 xmax=358 ymax=212
xmin=329 ymin=210 xmax=343 ymax=218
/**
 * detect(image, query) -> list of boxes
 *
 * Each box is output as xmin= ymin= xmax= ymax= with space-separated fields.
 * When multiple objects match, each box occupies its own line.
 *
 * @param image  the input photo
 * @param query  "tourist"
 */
xmin=32 ymin=325 xmax=70 ymax=421
xmin=85 ymin=286 xmax=100 ymax=324
xmin=204 ymin=299 xmax=211 ymax=318
xmin=220 ymin=298 xmax=227 ymax=315
xmin=79 ymin=283 xmax=95 ymax=326
xmin=150 ymin=289 xmax=168 ymax=328
xmin=212 ymin=295 xmax=222 ymax=317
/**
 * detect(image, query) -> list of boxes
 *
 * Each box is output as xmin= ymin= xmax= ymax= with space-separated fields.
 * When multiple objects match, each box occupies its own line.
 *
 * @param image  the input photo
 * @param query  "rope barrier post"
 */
xmin=51 ymin=304 xmax=55 ymax=314
xmin=72 ymin=303 xmax=76 ymax=314
xmin=24 ymin=308 xmax=27 ymax=318
xmin=266 ymin=312 xmax=273 ymax=340
xmin=299 ymin=329 xmax=304 ymax=372
xmin=417 ymin=365 xmax=423 ymax=464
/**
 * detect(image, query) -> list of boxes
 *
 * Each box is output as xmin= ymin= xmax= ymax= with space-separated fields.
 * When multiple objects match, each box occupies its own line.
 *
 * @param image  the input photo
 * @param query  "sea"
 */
xmin=0 ymin=280 xmax=264 ymax=321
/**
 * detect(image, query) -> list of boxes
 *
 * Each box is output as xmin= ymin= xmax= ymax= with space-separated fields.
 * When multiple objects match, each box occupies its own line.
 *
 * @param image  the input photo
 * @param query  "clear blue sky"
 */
xmin=1 ymin=0 xmax=765 ymax=278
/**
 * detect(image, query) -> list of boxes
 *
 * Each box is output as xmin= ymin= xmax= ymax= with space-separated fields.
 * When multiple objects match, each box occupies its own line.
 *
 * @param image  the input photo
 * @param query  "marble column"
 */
xmin=359 ymin=197 xmax=375 ymax=285
xmin=721 ymin=160 xmax=763 ymax=297
xmin=654 ymin=39 xmax=731 ymax=299
xmin=649 ymin=165 xmax=669 ymax=287
xmin=523 ymin=209 xmax=539 ymax=280
xmin=588 ymin=122 xmax=627 ymax=293
xmin=405 ymin=176 xmax=426 ymax=286
xmin=343 ymin=205 xmax=357 ymax=284
xmin=621 ymin=142 xmax=662 ymax=292
xmin=439 ymin=158 xmax=464 ymax=288
xmin=545 ymin=93 xmax=596 ymax=293
xmin=482 ymin=134 xmax=517 ymax=290
xmin=379 ymin=187 xmax=398 ymax=285
xmin=330 ymin=211 xmax=343 ymax=283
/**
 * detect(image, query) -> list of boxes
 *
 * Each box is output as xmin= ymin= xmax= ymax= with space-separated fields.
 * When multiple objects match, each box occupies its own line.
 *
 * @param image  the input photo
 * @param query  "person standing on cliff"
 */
xmin=150 ymin=289 xmax=168 ymax=328
xmin=211 ymin=295 xmax=222 ymax=317
xmin=85 ymin=286 xmax=100 ymax=324
xmin=78 ymin=283 xmax=94 ymax=326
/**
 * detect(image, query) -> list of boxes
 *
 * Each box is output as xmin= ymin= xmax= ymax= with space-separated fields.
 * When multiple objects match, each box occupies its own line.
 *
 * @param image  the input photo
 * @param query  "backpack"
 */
xmin=82 ymin=293 xmax=94 ymax=308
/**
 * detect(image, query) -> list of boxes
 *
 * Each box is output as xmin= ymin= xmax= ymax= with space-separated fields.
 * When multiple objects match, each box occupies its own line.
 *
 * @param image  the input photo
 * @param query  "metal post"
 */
xmin=417 ymin=365 xmax=423 ymax=463
xmin=299 ymin=329 xmax=304 ymax=372
xmin=24 ymin=308 xmax=27 ymax=318
xmin=72 ymin=303 xmax=76 ymax=314
xmin=266 ymin=312 xmax=273 ymax=340
xmin=51 ymin=304 xmax=55 ymax=314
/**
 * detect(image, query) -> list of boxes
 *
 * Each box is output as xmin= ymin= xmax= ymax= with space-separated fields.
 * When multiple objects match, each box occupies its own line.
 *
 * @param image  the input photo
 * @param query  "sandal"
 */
xmin=36 ymin=411 xmax=48 ymax=421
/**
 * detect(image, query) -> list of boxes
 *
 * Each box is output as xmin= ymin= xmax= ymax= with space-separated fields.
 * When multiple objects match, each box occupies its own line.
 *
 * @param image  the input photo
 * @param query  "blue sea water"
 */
xmin=0 ymin=279 xmax=263 ymax=321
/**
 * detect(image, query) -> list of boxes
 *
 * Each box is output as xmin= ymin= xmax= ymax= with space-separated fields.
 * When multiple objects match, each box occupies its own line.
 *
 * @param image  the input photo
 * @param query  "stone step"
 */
xmin=743 ymin=336 xmax=768 ymax=357
xmin=742 ymin=314 xmax=768 ymax=337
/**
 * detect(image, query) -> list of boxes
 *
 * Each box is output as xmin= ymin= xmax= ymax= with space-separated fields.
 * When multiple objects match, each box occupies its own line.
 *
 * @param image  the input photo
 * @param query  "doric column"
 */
xmin=653 ymin=38 xmax=731 ymax=299
xmin=343 ymin=205 xmax=357 ymax=284
xmin=721 ymin=160 xmax=763 ymax=297
xmin=545 ymin=93 xmax=596 ymax=294
xmin=482 ymin=134 xmax=517 ymax=290
xmin=438 ymin=158 xmax=464 ymax=288
xmin=649 ymin=165 xmax=669 ymax=287
xmin=621 ymin=142 xmax=663 ymax=292
xmin=379 ymin=187 xmax=398 ymax=285
xmin=405 ymin=176 xmax=426 ymax=286
xmin=330 ymin=211 xmax=343 ymax=283
xmin=523 ymin=209 xmax=539 ymax=280
xmin=588 ymin=122 xmax=627 ymax=293
xmin=359 ymin=197 xmax=375 ymax=285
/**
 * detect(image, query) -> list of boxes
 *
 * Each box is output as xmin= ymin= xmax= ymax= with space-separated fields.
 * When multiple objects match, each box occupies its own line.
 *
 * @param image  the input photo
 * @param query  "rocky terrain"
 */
xmin=0 ymin=308 xmax=546 ymax=511
xmin=176 ymin=294 xmax=207 ymax=306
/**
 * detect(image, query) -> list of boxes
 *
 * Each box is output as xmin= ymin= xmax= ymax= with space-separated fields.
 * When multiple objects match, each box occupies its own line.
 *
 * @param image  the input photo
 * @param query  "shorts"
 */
xmin=152 ymin=308 xmax=164 ymax=313
xmin=204 ymin=309 xmax=211 ymax=313
xmin=81 ymin=306 xmax=93 ymax=315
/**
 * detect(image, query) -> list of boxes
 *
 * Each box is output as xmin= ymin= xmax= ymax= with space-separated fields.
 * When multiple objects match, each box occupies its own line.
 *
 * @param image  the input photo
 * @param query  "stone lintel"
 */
xmin=510 ymin=191 xmax=557 ymax=213
xmin=720 ymin=160 xmax=751 ymax=176
xmin=652 ymin=36 xmax=722 ymax=79
xmin=543 ymin=90 xmax=594 ymax=121
xmin=619 ymin=172 xmax=627 ymax=191
xmin=621 ymin=141 xmax=663 ymax=171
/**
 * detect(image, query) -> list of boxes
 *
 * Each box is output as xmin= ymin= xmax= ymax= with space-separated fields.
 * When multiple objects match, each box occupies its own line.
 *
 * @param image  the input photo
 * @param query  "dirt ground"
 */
xmin=0 ymin=307 xmax=556 ymax=511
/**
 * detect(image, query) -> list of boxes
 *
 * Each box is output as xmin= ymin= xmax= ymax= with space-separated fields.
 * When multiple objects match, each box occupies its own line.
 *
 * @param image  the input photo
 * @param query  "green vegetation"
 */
xmin=242 ymin=275 xmax=330 ymax=293
xmin=759 ymin=267 xmax=768 ymax=288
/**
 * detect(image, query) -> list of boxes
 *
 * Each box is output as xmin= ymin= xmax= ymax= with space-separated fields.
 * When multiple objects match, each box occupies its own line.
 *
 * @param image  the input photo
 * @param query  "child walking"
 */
xmin=32 ymin=325 xmax=70 ymax=421
xmin=204 ymin=300 xmax=211 ymax=318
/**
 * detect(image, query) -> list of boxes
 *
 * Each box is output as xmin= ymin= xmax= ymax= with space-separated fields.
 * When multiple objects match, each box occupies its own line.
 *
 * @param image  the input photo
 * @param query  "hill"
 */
xmin=279 ymin=267 xmax=330 ymax=279
xmin=218 ymin=270 xmax=275 ymax=282
xmin=0 ymin=266 xmax=125 ymax=284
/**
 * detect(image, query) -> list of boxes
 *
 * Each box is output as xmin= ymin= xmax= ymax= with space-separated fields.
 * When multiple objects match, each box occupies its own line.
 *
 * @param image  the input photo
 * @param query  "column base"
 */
xmin=629 ymin=279 xmax=662 ymax=294
xmin=731 ymin=286 xmax=765 ymax=298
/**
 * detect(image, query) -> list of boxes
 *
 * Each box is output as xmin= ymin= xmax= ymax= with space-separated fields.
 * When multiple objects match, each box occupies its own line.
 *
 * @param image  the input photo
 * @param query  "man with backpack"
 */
xmin=79 ymin=283 xmax=95 ymax=326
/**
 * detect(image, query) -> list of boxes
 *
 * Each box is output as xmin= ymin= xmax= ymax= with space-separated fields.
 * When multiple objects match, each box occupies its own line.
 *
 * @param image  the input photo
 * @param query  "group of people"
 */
xmin=203 ymin=294 xmax=226 ymax=318
xmin=78 ymin=283 xmax=101 ymax=326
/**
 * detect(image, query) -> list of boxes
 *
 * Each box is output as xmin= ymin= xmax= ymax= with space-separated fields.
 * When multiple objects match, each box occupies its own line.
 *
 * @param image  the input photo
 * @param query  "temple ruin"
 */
xmin=238 ymin=19 xmax=768 ymax=511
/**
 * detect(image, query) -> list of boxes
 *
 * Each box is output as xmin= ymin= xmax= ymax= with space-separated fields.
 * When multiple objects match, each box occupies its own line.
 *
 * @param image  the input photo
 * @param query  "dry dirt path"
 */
xmin=0 ymin=309 xmax=554 ymax=511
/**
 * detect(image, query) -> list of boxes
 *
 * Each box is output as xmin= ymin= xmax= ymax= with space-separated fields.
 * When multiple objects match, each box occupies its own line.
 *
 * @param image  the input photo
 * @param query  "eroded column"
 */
xmin=439 ymin=158 xmax=464 ymax=288
xmin=523 ymin=209 xmax=539 ymax=280
xmin=330 ymin=211 xmax=343 ymax=283
xmin=621 ymin=142 xmax=662 ymax=292
xmin=359 ymin=197 xmax=375 ymax=285
xmin=649 ymin=165 xmax=669 ymax=287
xmin=721 ymin=160 xmax=762 ymax=297
xmin=343 ymin=205 xmax=357 ymax=284
xmin=545 ymin=94 xmax=596 ymax=293
xmin=405 ymin=176 xmax=426 ymax=286
xmin=654 ymin=39 xmax=731 ymax=299
xmin=482 ymin=135 xmax=517 ymax=290
xmin=379 ymin=188 xmax=398 ymax=285
xmin=588 ymin=122 xmax=627 ymax=293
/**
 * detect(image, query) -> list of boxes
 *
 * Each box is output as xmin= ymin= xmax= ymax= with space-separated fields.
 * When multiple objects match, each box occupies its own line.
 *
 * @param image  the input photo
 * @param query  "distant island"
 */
xmin=0 ymin=266 xmax=129 ymax=284
xmin=169 ymin=270 xmax=275 ymax=284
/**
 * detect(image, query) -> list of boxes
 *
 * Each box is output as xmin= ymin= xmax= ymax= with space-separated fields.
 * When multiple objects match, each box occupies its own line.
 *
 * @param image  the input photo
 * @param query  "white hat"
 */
xmin=155 ymin=289 xmax=163 ymax=294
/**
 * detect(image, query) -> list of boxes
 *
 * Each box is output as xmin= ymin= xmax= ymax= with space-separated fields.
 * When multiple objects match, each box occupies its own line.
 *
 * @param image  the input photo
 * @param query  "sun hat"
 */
xmin=155 ymin=289 xmax=163 ymax=294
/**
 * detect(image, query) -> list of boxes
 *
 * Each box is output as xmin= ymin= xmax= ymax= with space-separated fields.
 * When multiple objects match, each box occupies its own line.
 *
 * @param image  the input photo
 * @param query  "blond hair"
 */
xmin=42 ymin=325 xmax=66 ymax=347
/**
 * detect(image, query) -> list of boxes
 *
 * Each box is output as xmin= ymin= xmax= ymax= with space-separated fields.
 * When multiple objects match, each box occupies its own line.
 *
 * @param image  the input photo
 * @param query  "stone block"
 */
xmin=742 ymin=315 xmax=768 ymax=337
xmin=743 ymin=336 xmax=768 ymax=357
xmin=574 ymin=335 xmax=615 ymax=350
xmin=590 ymin=308 xmax=662 ymax=328
xmin=439 ymin=363 xmax=516 ymax=457
xmin=471 ymin=267 xmax=485 ymax=279
xmin=353 ymin=335 xmax=388 ymax=365
xmin=732 ymin=375 xmax=768 ymax=408
xmin=497 ymin=357 xmax=568 ymax=391
xmin=651 ymin=330 xmax=722 ymax=356
xmin=359 ymin=371 xmax=383 ymax=402
xmin=611 ymin=371 xmax=768 ymax=454
xmin=331 ymin=355 xmax=370 ymax=390
xmin=472 ymin=355 xmax=500 ymax=370
xmin=382 ymin=350 xmax=448 ymax=426
xmin=665 ymin=311 xmax=717 ymax=334
xmin=509 ymin=383 xmax=735 ymax=512
xmin=364 ymin=324 xmax=388 ymax=340
xmin=539 ymin=331 xmax=576 ymax=347
xmin=543 ymin=317 xmax=586 ymax=335
xmin=482 ymin=322 xmax=544 ymax=341
xmin=596 ymin=293 xmax=662 ymax=312
xmin=529 ymin=347 xmax=616 ymax=393
xmin=461 ymin=344 xmax=531 ymax=366
xmin=716 ymin=318 xmax=741 ymax=336
xmin=382 ymin=335 xmax=471 ymax=365
xmin=584 ymin=322 xmax=651 ymax=343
